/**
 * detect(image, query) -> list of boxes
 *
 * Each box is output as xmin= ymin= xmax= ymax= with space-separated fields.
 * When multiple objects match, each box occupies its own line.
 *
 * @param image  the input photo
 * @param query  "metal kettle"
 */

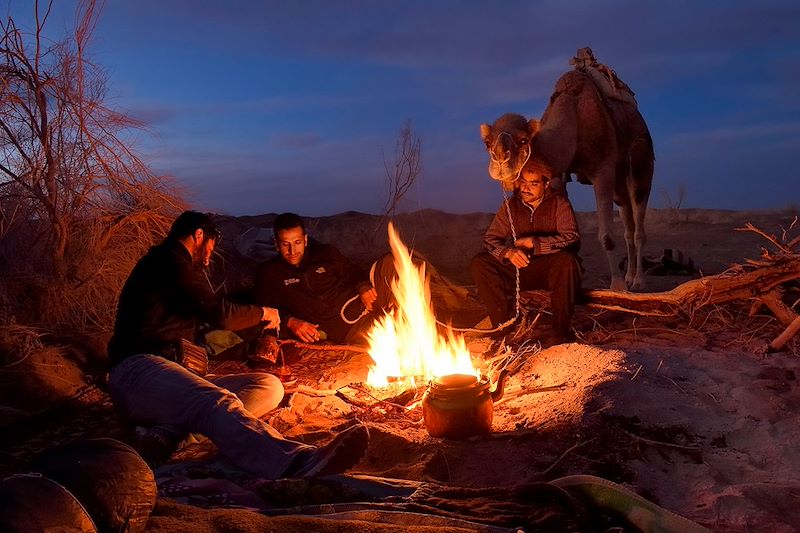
xmin=421 ymin=372 xmax=507 ymax=439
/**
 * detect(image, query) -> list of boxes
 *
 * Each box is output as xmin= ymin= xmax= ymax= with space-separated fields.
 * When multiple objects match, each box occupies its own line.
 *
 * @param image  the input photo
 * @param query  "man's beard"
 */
xmin=192 ymin=239 xmax=212 ymax=267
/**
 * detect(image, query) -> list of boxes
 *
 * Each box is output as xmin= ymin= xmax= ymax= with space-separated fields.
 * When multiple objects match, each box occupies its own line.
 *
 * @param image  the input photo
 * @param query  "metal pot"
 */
xmin=422 ymin=373 xmax=506 ymax=439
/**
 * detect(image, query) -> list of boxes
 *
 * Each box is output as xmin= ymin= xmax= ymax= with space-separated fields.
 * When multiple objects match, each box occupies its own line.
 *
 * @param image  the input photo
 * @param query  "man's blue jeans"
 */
xmin=109 ymin=354 xmax=312 ymax=478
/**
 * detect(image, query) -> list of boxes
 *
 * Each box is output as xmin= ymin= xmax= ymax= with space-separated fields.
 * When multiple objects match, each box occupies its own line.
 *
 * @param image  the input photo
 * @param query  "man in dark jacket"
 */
xmin=253 ymin=212 xmax=393 ymax=345
xmin=108 ymin=210 xmax=369 ymax=477
xmin=108 ymin=213 xmax=277 ymax=366
xmin=471 ymin=170 xmax=582 ymax=344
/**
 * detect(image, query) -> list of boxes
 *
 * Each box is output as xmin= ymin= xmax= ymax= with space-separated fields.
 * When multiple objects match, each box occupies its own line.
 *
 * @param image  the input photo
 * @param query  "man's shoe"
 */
xmin=131 ymin=425 xmax=180 ymax=466
xmin=285 ymin=424 xmax=370 ymax=477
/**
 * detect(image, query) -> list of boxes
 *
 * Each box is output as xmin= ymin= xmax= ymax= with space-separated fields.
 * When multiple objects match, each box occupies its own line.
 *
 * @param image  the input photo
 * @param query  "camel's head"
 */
xmin=480 ymin=113 xmax=541 ymax=190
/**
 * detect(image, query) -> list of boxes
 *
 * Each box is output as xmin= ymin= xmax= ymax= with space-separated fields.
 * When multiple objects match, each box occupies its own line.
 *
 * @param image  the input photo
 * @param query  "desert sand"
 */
xmin=1 ymin=207 xmax=798 ymax=532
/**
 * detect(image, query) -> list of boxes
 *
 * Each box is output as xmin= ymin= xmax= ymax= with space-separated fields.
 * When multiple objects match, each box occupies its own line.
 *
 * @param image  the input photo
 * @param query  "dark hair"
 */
xmin=273 ymin=212 xmax=305 ymax=237
xmin=168 ymin=210 xmax=221 ymax=241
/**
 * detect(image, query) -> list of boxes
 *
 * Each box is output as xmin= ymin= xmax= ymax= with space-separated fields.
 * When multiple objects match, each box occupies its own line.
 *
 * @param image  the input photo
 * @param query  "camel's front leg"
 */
xmin=593 ymin=177 xmax=626 ymax=291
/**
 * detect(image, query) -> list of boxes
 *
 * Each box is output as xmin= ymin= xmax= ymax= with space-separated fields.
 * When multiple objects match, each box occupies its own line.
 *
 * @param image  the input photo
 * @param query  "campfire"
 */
xmin=365 ymin=223 xmax=479 ymax=394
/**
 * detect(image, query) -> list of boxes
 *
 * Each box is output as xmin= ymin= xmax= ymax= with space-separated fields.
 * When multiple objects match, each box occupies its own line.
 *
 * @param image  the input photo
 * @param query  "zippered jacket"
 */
xmin=483 ymin=188 xmax=580 ymax=261
xmin=252 ymin=241 xmax=371 ymax=342
xmin=108 ymin=239 xmax=264 ymax=368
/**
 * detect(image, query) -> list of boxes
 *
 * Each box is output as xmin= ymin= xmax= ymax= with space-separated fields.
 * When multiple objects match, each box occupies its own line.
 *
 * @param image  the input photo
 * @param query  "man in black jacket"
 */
xmin=253 ymin=212 xmax=393 ymax=345
xmin=108 ymin=211 xmax=369 ymax=477
xmin=108 ymin=213 xmax=278 ymax=366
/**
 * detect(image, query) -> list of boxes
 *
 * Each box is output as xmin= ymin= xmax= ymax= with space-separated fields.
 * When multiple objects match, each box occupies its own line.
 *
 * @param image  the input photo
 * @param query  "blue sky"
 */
xmin=9 ymin=1 xmax=800 ymax=216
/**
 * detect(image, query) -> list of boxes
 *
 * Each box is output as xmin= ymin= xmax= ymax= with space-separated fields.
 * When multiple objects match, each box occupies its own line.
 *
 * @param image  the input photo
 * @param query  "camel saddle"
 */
xmin=560 ymin=47 xmax=652 ymax=185
xmin=570 ymin=46 xmax=638 ymax=107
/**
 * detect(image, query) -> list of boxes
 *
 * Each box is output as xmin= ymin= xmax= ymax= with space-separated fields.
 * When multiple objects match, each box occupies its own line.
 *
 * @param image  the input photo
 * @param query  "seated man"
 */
xmin=252 ymin=212 xmax=395 ymax=345
xmin=107 ymin=210 xmax=368 ymax=477
xmin=471 ymin=169 xmax=582 ymax=344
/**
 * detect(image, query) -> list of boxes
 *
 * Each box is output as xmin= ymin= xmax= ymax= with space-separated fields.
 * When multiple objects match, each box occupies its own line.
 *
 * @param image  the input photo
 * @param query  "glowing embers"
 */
xmin=365 ymin=223 xmax=478 ymax=393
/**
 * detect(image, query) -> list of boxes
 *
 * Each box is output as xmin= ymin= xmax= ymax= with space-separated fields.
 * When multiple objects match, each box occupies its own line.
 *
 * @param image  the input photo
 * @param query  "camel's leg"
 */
xmin=629 ymin=194 xmax=649 ymax=290
xmin=593 ymin=173 xmax=626 ymax=291
xmin=619 ymin=201 xmax=648 ymax=290
xmin=618 ymin=202 xmax=638 ymax=288
xmin=617 ymin=155 xmax=648 ymax=290
xmin=628 ymin=138 xmax=653 ymax=291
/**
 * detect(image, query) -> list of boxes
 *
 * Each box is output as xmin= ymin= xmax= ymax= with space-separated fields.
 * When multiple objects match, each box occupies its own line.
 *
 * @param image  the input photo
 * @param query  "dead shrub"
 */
xmin=0 ymin=3 xmax=187 ymax=339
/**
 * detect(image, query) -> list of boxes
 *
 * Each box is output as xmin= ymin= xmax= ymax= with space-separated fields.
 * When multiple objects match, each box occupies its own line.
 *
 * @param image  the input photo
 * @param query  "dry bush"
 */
xmin=660 ymin=183 xmax=688 ymax=224
xmin=0 ymin=174 xmax=184 ymax=336
xmin=0 ymin=3 xmax=186 ymax=336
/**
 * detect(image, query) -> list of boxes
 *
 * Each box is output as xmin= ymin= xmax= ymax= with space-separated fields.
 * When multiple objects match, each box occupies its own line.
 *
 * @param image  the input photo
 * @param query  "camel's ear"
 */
xmin=528 ymin=119 xmax=541 ymax=136
xmin=479 ymin=123 xmax=492 ymax=142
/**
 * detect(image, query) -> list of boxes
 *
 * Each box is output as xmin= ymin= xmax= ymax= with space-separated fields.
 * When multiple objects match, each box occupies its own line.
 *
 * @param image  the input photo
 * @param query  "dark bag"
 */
xmin=177 ymin=338 xmax=209 ymax=376
xmin=29 ymin=438 xmax=156 ymax=533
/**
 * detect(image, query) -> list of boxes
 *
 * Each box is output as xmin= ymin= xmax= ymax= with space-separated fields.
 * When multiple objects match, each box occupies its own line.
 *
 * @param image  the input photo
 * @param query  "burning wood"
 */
xmin=365 ymin=223 xmax=479 ymax=392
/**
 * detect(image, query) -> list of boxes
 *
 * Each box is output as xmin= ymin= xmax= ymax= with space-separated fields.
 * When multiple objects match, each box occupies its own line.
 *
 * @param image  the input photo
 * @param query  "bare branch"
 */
xmin=735 ymin=223 xmax=792 ymax=254
xmin=383 ymin=120 xmax=421 ymax=218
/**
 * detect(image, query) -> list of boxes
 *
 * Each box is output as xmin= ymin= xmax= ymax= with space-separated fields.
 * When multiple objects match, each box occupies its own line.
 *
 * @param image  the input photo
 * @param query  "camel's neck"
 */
xmin=530 ymin=123 xmax=574 ymax=178
xmin=529 ymin=75 xmax=594 ymax=177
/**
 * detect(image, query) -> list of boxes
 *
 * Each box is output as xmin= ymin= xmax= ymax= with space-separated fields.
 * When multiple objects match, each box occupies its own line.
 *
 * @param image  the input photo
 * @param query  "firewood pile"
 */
xmin=580 ymin=219 xmax=800 ymax=351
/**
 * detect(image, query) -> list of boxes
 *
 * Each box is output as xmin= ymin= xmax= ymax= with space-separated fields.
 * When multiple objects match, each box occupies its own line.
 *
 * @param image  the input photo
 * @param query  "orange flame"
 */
xmin=365 ymin=223 xmax=478 ymax=389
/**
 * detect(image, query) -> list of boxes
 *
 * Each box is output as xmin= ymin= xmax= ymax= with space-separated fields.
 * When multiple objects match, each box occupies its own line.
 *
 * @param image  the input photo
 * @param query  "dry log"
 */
xmin=767 ymin=314 xmax=800 ymax=352
xmin=279 ymin=339 xmax=369 ymax=353
xmin=581 ymin=256 xmax=800 ymax=317
xmin=749 ymin=288 xmax=799 ymax=326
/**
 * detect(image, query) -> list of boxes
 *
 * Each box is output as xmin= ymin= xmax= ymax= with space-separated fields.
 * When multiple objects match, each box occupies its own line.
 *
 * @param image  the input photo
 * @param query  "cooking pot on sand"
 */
xmin=421 ymin=372 xmax=507 ymax=439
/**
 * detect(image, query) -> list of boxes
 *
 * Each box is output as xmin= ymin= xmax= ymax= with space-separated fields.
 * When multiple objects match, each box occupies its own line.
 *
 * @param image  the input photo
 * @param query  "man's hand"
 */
xmin=261 ymin=307 xmax=281 ymax=329
xmin=287 ymin=317 xmax=321 ymax=343
xmin=359 ymin=285 xmax=378 ymax=312
xmin=505 ymin=248 xmax=530 ymax=268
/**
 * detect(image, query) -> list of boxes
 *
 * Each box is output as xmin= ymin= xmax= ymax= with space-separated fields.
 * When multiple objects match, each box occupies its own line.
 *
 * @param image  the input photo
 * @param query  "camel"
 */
xmin=480 ymin=51 xmax=654 ymax=290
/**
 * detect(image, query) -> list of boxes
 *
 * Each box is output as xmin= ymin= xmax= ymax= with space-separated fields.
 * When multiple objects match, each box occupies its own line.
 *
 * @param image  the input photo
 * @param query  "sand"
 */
xmin=1 ymin=207 xmax=799 ymax=532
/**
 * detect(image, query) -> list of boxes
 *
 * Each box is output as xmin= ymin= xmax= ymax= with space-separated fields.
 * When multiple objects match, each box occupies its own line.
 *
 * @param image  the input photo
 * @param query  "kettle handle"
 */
xmin=490 ymin=368 xmax=511 ymax=402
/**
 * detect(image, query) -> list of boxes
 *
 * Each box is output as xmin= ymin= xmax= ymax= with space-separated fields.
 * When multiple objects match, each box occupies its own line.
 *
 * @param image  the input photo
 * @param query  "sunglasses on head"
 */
xmin=201 ymin=225 xmax=222 ymax=244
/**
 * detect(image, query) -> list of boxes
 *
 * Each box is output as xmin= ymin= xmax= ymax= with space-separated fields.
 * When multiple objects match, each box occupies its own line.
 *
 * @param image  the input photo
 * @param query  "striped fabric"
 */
xmin=483 ymin=188 xmax=580 ymax=261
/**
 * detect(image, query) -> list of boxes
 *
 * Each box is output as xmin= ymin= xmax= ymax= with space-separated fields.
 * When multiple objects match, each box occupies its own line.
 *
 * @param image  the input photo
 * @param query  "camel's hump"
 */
xmin=555 ymin=68 xmax=638 ymax=108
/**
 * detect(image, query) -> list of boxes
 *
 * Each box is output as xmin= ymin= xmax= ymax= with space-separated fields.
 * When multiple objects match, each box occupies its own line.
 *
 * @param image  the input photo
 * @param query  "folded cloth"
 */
xmin=204 ymin=329 xmax=244 ymax=357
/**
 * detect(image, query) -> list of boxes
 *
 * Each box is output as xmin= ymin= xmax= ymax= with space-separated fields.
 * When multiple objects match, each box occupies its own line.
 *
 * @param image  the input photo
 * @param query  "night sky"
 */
xmin=10 ymin=1 xmax=800 ymax=216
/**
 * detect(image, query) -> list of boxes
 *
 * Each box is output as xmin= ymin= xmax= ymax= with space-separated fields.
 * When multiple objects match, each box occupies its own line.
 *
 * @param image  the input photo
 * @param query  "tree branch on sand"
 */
xmin=583 ymin=255 xmax=800 ymax=319
xmin=768 ymin=315 xmax=800 ymax=353
xmin=521 ymin=221 xmax=800 ymax=350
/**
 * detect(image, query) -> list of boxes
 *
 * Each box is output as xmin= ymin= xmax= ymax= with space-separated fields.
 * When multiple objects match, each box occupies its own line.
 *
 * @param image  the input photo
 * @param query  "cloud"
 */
xmin=270 ymin=133 xmax=323 ymax=149
xmin=667 ymin=122 xmax=800 ymax=145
